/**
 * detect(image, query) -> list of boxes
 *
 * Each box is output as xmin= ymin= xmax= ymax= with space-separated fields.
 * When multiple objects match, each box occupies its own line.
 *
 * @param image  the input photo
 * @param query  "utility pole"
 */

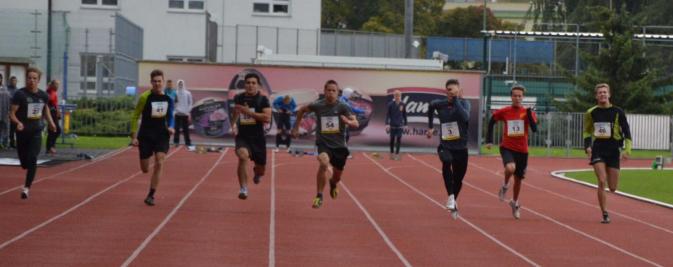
xmin=47 ymin=0 xmax=52 ymax=83
xmin=404 ymin=0 xmax=414 ymax=58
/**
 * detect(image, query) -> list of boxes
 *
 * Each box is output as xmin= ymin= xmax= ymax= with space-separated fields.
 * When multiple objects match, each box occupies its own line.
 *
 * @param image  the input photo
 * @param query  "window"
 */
xmin=253 ymin=0 xmax=290 ymax=15
xmin=168 ymin=0 xmax=204 ymax=10
xmin=81 ymin=0 xmax=118 ymax=6
xmin=167 ymin=56 xmax=205 ymax=62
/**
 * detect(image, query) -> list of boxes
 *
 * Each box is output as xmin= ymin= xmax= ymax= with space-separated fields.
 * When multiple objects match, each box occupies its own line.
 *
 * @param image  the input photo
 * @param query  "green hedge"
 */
xmin=69 ymin=96 xmax=134 ymax=136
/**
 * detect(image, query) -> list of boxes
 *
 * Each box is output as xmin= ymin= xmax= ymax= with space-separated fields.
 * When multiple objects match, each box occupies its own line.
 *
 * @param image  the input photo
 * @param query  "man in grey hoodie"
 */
xmin=173 ymin=79 xmax=193 ymax=146
xmin=0 ymin=74 xmax=10 ymax=148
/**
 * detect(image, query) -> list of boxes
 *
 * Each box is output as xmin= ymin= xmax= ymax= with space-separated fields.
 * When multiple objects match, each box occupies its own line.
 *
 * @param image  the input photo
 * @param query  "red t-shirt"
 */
xmin=492 ymin=106 xmax=537 ymax=153
xmin=46 ymin=87 xmax=58 ymax=108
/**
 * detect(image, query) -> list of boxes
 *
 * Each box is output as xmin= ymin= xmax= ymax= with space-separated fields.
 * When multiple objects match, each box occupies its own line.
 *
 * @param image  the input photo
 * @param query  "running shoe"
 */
xmin=238 ymin=187 xmax=248 ymax=200
xmin=498 ymin=185 xmax=508 ymax=202
xmin=446 ymin=194 xmax=456 ymax=210
xmin=601 ymin=211 xmax=611 ymax=224
xmin=329 ymin=180 xmax=339 ymax=199
xmin=509 ymin=200 xmax=520 ymax=219
xmin=312 ymin=196 xmax=323 ymax=208
xmin=20 ymin=187 xmax=29 ymax=200
xmin=273 ymin=148 xmax=279 ymax=153
xmin=144 ymin=196 xmax=155 ymax=206
xmin=450 ymin=209 xmax=459 ymax=220
xmin=253 ymin=175 xmax=262 ymax=184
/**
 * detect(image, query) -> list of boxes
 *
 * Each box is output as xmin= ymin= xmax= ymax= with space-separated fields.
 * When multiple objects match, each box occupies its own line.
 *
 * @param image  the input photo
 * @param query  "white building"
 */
xmin=0 ymin=0 xmax=321 ymax=97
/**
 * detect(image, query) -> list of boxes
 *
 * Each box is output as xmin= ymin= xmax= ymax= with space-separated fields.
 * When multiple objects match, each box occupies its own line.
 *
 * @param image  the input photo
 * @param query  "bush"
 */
xmin=69 ymin=96 xmax=134 ymax=136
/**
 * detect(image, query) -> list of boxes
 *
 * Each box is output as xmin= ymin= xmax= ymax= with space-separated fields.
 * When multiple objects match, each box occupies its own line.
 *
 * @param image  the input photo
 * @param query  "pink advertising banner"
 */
xmin=138 ymin=61 xmax=483 ymax=152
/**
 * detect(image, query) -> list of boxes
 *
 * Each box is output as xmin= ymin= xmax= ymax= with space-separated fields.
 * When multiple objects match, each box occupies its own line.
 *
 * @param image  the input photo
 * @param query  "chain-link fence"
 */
xmin=486 ymin=111 xmax=673 ymax=155
xmin=219 ymin=25 xmax=424 ymax=63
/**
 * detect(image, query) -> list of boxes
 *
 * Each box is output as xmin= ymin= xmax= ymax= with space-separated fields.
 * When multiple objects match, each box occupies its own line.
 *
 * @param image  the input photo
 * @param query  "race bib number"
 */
xmin=27 ymin=103 xmax=44 ymax=120
xmin=593 ymin=122 xmax=612 ymax=139
xmin=320 ymin=116 xmax=340 ymax=134
xmin=151 ymin=101 xmax=168 ymax=118
xmin=507 ymin=120 xmax=525 ymax=137
xmin=441 ymin=122 xmax=460 ymax=141
xmin=239 ymin=107 xmax=257 ymax=125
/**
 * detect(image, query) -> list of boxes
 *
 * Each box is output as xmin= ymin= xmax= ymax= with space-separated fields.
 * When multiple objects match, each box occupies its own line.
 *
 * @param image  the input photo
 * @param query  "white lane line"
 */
xmin=366 ymin=153 xmax=538 ymax=266
xmin=0 ymin=147 xmax=182 ymax=251
xmin=341 ymin=181 xmax=413 ymax=267
xmin=0 ymin=146 xmax=132 ymax=196
xmin=427 ymin=157 xmax=661 ymax=267
xmin=269 ymin=150 xmax=276 ymax=267
xmin=121 ymin=148 xmax=228 ymax=267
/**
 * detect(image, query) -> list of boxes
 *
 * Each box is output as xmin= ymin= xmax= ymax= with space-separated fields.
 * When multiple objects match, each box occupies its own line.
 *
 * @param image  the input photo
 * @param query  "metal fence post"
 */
xmin=565 ymin=113 xmax=572 ymax=157
xmin=546 ymin=112 xmax=552 ymax=157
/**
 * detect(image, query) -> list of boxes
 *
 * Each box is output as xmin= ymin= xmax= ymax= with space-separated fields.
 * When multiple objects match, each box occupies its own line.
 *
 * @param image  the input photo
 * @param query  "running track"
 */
xmin=0 ymin=147 xmax=672 ymax=266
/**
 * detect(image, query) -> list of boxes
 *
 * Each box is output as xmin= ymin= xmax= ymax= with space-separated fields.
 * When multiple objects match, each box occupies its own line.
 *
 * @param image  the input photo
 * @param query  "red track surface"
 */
xmin=0 ymin=148 xmax=672 ymax=266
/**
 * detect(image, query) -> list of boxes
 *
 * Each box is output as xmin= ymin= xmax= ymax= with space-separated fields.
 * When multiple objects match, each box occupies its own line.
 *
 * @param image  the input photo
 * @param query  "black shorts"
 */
xmin=236 ymin=135 xmax=267 ymax=165
xmin=276 ymin=113 xmax=291 ymax=131
xmin=500 ymin=147 xmax=528 ymax=179
xmin=390 ymin=127 xmax=403 ymax=137
xmin=590 ymin=147 xmax=620 ymax=169
xmin=138 ymin=134 xmax=169 ymax=159
xmin=317 ymin=143 xmax=350 ymax=171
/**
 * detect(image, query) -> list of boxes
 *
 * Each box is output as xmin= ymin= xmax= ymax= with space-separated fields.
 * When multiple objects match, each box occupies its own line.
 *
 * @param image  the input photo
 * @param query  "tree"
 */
xmin=321 ymin=0 xmax=382 ymax=30
xmin=526 ymin=0 xmax=567 ymax=30
xmin=360 ymin=0 xmax=444 ymax=35
xmin=437 ymin=6 xmax=521 ymax=38
xmin=560 ymin=7 xmax=673 ymax=114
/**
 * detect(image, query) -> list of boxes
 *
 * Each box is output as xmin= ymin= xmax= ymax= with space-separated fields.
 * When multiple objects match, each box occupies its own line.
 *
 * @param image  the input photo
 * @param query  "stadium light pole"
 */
xmin=482 ymin=0 xmax=492 ymax=113
xmin=404 ymin=0 xmax=414 ymax=58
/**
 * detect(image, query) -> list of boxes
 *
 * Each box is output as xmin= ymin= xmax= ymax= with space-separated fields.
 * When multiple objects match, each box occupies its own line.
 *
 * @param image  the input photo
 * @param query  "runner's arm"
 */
xmin=455 ymin=98 xmax=470 ymax=122
xmin=130 ymin=92 xmax=149 ymax=139
xmin=427 ymin=102 xmax=436 ymax=129
xmin=167 ymin=98 xmax=175 ymax=129
xmin=402 ymin=103 xmax=408 ymax=126
xmin=485 ymin=115 xmax=497 ymax=144
xmin=583 ymin=110 xmax=593 ymax=150
xmin=385 ymin=102 xmax=391 ymax=126
xmin=527 ymin=108 xmax=538 ymax=133
xmin=619 ymin=109 xmax=633 ymax=155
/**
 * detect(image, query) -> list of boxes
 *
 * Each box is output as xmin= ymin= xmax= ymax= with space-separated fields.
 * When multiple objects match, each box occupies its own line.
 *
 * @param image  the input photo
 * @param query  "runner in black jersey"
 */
xmin=583 ymin=83 xmax=632 ymax=224
xmin=131 ymin=69 xmax=175 ymax=206
xmin=426 ymin=79 xmax=470 ymax=219
xmin=230 ymin=73 xmax=272 ymax=200
xmin=9 ymin=67 xmax=57 ymax=199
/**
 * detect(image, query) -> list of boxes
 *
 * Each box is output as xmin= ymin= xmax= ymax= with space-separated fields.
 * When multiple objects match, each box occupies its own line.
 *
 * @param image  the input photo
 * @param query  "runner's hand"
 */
xmin=48 ymin=122 xmax=57 ymax=132
xmin=426 ymin=128 xmax=434 ymax=139
xmin=486 ymin=143 xmax=492 ymax=150
xmin=234 ymin=104 xmax=251 ymax=115
xmin=386 ymin=125 xmax=390 ymax=132
xmin=291 ymin=127 xmax=299 ymax=138
xmin=585 ymin=147 xmax=592 ymax=159
xmin=16 ymin=123 xmax=24 ymax=132
xmin=131 ymin=138 xmax=139 ymax=146
xmin=621 ymin=151 xmax=629 ymax=160
xmin=168 ymin=127 xmax=175 ymax=135
xmin=230 ymin=125 xmax=238 ymax=136
xmin=340 ymin=115 xmax=357 ymax=128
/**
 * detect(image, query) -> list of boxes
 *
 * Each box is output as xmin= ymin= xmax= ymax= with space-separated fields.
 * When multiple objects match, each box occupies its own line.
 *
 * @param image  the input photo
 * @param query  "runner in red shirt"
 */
xmin=485 ymin=84 xmax=537 ymax=219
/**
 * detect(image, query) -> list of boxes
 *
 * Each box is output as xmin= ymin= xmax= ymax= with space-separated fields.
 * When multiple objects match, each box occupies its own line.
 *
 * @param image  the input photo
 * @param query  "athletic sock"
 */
xmin=148 ymin=188 xmax=156 ymax=198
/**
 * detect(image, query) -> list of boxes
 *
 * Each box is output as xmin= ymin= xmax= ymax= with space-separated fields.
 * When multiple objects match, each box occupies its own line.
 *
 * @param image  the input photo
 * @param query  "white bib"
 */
xmin=441 ymin=121 xmax=460 ymax=141
xmin=320 ymin=116 xmax=340 ymax=134
xmin=151 ymin=101 xmax=168 ymax=118
xmin=593 ymin=122 xmax=612 ymax=139
xmin=27 ymin=103 xmax=44 ymax=120
xmin=239 ymin=107 xmax=257 ymax=125
xmin=507 ymin=120 xmax=525 ymax=137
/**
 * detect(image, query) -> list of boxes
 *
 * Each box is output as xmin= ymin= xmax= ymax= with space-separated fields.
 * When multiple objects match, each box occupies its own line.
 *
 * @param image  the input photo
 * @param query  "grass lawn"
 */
xmin=564 ymin=169 xmax=673 ymax=205
xmin=480 ymin=145 xmax=672 ymax=159
xmin=51 ymin=135 xmax=130 ymax=150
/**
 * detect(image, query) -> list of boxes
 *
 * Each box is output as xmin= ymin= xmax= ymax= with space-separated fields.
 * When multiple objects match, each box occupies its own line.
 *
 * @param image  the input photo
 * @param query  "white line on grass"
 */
xmin=438 ymin=157 xmax=662 ymax=267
